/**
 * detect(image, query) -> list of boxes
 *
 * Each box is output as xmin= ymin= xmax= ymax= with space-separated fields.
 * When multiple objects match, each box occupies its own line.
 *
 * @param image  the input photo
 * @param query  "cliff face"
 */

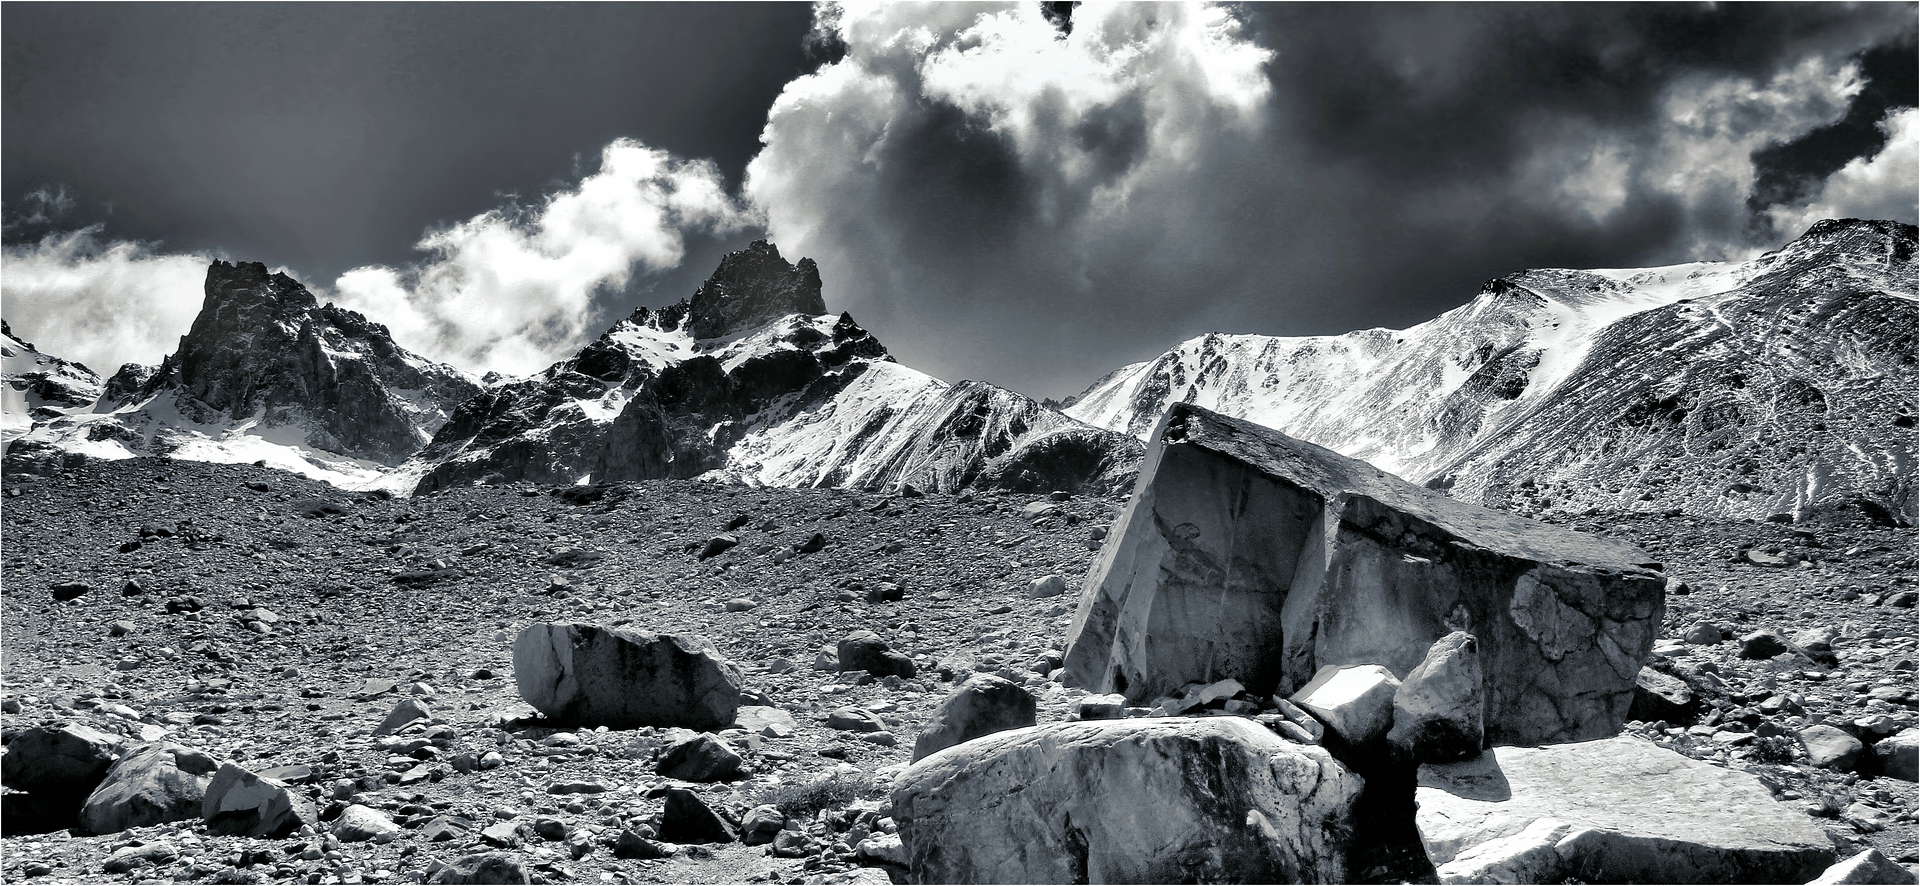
xmin=1069 ymin=220 xmax=1918 ymax=524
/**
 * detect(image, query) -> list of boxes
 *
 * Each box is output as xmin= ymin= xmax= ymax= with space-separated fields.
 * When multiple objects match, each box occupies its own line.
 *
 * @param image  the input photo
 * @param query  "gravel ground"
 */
xmin=2 ymin=456 xmax=1914 ymax=884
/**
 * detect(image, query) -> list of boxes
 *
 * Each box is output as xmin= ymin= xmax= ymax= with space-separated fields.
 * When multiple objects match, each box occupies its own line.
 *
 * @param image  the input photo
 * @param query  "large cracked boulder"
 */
xmin=893 ymin=717 xmax=1363 ymax=884
xmin=1 ymin=723 xmax=121 ymax=835
xmin=1416 ymin=734 xmax=1833 ymax=884
xmin=513 ymin=623 xmax=742 ymax=730
xmin=1063 ymin=404 xmax=1664 ymax=746
xmin=78 ymin=742 xmax=220 ymax=834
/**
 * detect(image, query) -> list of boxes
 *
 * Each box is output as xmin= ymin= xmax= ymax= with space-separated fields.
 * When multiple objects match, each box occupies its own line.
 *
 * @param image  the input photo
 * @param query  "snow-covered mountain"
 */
xmin=407 ymin=241 xmax=1140 ymax=496
xmin=1067 ymin=219 xmax=1917 ymax=524
xmin=2 ymin=320 xmax=105 ymax=446
xmin=5 ymin=261 xmax=480 ymax=489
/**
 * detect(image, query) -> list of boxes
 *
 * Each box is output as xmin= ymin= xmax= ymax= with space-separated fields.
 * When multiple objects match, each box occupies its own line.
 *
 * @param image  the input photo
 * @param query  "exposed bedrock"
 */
xmin=1062 ymin=403 xmax=1666 ymax=747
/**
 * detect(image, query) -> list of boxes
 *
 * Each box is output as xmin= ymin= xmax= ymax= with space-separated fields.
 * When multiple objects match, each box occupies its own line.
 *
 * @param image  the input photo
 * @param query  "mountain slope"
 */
xmin=409 ymin=241 xmax=1139 ymax=496
xmin=1067 ymin=219 xmax=1917 ymax=524
xmin=2 ymin=320 xmax=105 ymax=445
xmin=5 ymin=261 xmax=480 ymax=488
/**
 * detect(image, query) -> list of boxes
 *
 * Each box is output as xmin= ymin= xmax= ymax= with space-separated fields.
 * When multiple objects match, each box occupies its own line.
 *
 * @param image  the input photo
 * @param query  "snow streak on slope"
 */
xmin=2 ymin=320 xmax=104 ymax=445
xmin=1068 ymin=219 xmax=1917 ymax=523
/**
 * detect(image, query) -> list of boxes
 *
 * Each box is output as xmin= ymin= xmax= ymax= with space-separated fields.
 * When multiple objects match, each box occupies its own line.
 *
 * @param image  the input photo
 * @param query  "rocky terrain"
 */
xmin=1 ymin=445 xmax=1914 ymax=884
xmin=1067 ymin=219 xmax=1918 ymax=526
xmin=2 ymin=320 xmax=106 ymax=445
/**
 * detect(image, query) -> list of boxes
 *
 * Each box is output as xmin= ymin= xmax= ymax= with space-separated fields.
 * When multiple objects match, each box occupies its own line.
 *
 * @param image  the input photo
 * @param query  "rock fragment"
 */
xmin=836 ymin=630 xmax=916 ymax=679
xmin=1387 ymin=632 xmax=1484 ymax=763
xmin=201 ymin=763 xmax=316 ymax=837
xmin=77 ymin=742 xmax=218 ymax=834
xmin=1 ymin=723 xmax=120 ymax=835
xmin=428 ymin=853 xmax=532 ymax=884
xmin=1290 ymin=664 xmax=1400 ymax=748
xmin=655 ymin=733 xmax=743 ymax=782
xmin=658 ymin=788 xmax=735 ymax=844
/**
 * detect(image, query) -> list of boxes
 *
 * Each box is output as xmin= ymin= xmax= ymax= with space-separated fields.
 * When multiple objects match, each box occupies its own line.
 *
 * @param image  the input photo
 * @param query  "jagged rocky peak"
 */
xmin=686 ymin=240 xmax=827 ymax=339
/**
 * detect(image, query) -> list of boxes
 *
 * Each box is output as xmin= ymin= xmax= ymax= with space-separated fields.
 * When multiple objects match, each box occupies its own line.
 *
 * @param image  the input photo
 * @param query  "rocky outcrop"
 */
xmin=686 ymin=240 xmax=827 ymax=339
xmin=77 ymin=742 xmax=220 ymax=835
xmin=512 ymin=624 xmax=743 ymax=730
xmin=1068 ymin=219 xmax=1919 ymax=525
xmin=1416 ymin=734 xmax=1835 ymax=884
xmin=893 ymin=717 xmax=1364 ymax=884
xmin=1062 ymin=403 xmax=1665 ymax=747
xmin=1 ymin=320 xmax=103 ymax=417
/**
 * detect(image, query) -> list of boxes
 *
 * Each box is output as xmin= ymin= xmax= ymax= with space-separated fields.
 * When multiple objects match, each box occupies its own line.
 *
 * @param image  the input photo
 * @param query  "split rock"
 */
xmin=1416 ymin=734 xmax=1833 ymax=884
xmin=513 ymin=623 xmax=742 ymax=730
xmin=1063 ymin=404 xmax=1663 ymax=747
xmin=893 ymin=717 xmax=1363 ymax=884
xmin=77 ymin=742 xmax=219 ymax=835
xmin=911 ymin=674 xmax=1037 ymax=762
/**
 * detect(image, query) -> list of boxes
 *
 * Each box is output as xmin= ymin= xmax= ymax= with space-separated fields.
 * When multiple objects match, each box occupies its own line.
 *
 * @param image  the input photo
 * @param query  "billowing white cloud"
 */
xmin=331 ymin=138 xmax=751 ymax=376
xmin=747 ymin=2 xmax=1287 ymax=394
xmin=1 ymin=226 xmax=210 ymax=374
xmin=1768 ymin=107 xmax=1920 ymax=235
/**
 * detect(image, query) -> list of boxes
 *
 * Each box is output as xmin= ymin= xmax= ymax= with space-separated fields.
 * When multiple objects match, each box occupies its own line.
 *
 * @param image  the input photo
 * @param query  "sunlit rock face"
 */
xmin=1062 ymin=403 xmax=1666 ymax=747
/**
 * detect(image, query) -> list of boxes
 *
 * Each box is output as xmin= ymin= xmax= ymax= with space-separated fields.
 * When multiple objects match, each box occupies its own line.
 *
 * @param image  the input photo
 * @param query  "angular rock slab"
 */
xmin=1063 ymin=403 xmax=1664 ymax=746
xmin=513 ymin=623 xmax=742 ymax=730
xmin=202 ymin=763 xmax=317 ymax=838
xmin=910 ymin=674 xmax=1037 ymax=762
xmin=1 ymin=723 xmax=120 ymax=835
xmin=78 ymin=742 xmax=219 ymax=835
xmin=1416 ymin=735 xmax=1833 ymax=884
xmin=893 ymin=717 xmax=1363 ymax=884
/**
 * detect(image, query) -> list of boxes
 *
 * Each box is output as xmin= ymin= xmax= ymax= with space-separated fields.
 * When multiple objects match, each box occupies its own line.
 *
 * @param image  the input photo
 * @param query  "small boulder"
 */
xmin=101 ymin=841 xmax=179 ymax=874
xmin=1799 ymin=725 xmax=1865 ymax=772
xmin=49 ymin=581 xmax=91 ymax=601
xmin=513 ymin=623 xmax=743 ymax=730
xmin=1387 ymin=632 xmax=1484 ymax=764
xmin=912 ymin=674 xmax=1037 ymax=762
xmin=699 ymin=535 xmax=738 ymax=560
xmin=1627 ymin=667 xmax=1698 ymax=724
xmin=428 ymin=853 xmax=532 ymax=885
xmin=614 ymin=828 xmax=673 ymax=859
xmin=1683 ymin=622 xmax=1725 ymax=644
xmin=77 ymin=742 xmax=219 ymax=835
xmin=826 ymin=708 xmax=886 ymax=733
xmin=1025 ymin=575 xmax=1066 ymax=599
xmin=332 ymin=804 xmax=401 ymax=842
xmin=837 ymin=631 xmax=917 ymax=679
xmin=657 ymin=788 xmax=735 ymax=844
xmin=1738 ymin=630 xmax=1791 ymax=660
xmin=374 ymin=698 xmax=432 ymax=736
xmin=740 ymin=805 xmax=786 ymax=846
xmin=201 ymin=763 xmax=317 ymax=837
xmin=1872 ymin=728 xmax=1918 ymax=782
xmin=1290 ymin=664 xmax=1401 ymax=748
xmin=655 ymin=734 xmax=742 ymax=782
xmin=1 ymin=723 xmax=120 ymax=835
xmin=735 ymin=706 xmax=797 ymax=739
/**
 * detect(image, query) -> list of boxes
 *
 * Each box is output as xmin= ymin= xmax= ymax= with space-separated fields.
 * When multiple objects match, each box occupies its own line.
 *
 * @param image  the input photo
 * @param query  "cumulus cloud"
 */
xmin=1 ymin=226 xmax=210 ymax=374
xmin=1767 ymin=107 xmax=1920 ymax=235
xmin=739 ymin=2 xmax=1914 ymax=398
xmin=331 ymin=138 xmax=752 ymax=376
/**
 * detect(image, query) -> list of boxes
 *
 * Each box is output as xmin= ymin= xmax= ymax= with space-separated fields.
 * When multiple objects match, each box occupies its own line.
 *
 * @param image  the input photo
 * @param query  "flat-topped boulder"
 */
xmin=894 ymin=717 xmax=1363 ymax=884
xmin=1062 ymin=403 xmax=1664 ymax=746
xmin=1416 ymin=734 xmax=1834 ymax=884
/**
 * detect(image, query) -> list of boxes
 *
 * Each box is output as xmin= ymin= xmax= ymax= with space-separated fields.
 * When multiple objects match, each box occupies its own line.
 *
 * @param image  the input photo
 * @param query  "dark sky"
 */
xmin=4 ymin=3 xmax=1915 ymax=397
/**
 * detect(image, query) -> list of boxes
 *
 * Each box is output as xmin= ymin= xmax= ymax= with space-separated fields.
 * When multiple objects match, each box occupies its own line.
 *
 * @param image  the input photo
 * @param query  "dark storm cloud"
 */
xmin=1749 ymin=35 xmax=1920 ymax=218
xmin=0 ymin=3 xmax=811 ymax=278
xmin=745 ymin=2 xmax=1917 ymax=398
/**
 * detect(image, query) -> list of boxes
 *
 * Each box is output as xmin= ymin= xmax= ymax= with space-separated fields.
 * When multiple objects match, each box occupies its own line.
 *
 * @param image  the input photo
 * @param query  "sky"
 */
xmin=4 ymin=2 xmax=1916 ymax=399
